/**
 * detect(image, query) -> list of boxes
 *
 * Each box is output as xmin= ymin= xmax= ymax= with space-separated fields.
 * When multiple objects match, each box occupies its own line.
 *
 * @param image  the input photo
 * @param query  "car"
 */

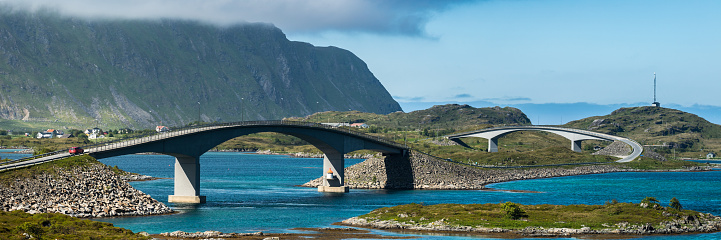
xmin=69 ymin=147 xmax=84 ymax=155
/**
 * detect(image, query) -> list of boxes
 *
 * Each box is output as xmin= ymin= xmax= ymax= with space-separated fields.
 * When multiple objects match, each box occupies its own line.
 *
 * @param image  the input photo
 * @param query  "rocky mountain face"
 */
xmin=0 ymin=10 xmax=401 ymax=129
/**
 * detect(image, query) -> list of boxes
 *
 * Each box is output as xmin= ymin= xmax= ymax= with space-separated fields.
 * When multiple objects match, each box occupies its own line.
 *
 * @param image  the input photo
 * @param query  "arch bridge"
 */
xmin=445 ymin=126 xmax=642 ymax=163
xmin=0 ymin=121 xmax=408 ymax=203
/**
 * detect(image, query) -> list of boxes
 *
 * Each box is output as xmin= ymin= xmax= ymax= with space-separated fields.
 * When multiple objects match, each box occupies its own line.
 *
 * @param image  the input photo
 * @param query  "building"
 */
xmin=88 ymin=133 xmax=105 ymax=139
xmin=707 ymin=152 xmax=716 ymax=159
xmin=36 ymin=131 xmax=54 ymax=139
xmin=84 ymin=128 xmax=103 ymax=135
xmin=58 ymin=134 xmax=74 ymax=138
xmin=156 ymin=126 xmax=170 ymax=132
xmin=350 ymin=123 xmax=369 ymax=128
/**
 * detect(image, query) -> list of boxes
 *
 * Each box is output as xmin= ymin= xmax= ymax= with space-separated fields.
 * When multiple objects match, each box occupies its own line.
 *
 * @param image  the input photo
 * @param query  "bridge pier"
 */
xmin=318 ymin=152 xmax=349 ymax=193
xmin=571 ymin=140 xmax=583 ymax=152
xmin=488 ymin=138 xmax=499 ymax=152
xmin=168 ymin=155 xmax=206 ymax=203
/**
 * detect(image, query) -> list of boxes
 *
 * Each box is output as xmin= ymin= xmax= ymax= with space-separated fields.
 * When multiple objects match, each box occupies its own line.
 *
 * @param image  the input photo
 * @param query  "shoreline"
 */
xmin=338 ymin=221 xmax=719 ymax=239
xmin=339 ymin=208 xmax=721 ymax=238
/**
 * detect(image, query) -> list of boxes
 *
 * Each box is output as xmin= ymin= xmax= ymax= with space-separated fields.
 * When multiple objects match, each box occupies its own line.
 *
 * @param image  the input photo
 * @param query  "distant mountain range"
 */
xmin=399 ymin=101 xmax=721 ymax=126
xmin=0 ymin=10 xmax=401 ymax=129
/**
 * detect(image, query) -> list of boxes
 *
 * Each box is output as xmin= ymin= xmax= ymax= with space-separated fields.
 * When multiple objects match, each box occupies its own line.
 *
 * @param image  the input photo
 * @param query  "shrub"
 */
xmin=501 ymin=202 xmax=526 ymax=220
xmin=670 ymin=197 xmax=682 ymax=210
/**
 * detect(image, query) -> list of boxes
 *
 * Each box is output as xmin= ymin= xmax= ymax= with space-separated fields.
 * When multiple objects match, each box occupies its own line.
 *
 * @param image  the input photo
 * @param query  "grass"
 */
xmin=0 ymin=155 xmax=99 ymax=186
xmin=360 ymin=201 xmax=701 ymax=230
xmin=0 ymin=210 xmax=149 ymax=240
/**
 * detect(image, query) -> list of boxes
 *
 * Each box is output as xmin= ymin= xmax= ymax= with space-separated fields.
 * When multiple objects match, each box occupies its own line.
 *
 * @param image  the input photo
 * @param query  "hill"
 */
xmin=0 ymin=10 xmax=401 ymax=130
xmin=563 ymin=106 xmax=721 ymax=158
xmin=295 ymin=104 xmax=531 ymax=132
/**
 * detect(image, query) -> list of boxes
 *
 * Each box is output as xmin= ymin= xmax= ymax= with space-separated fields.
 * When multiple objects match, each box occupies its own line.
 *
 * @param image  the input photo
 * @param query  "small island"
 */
xmin=341 ymin=199 xmax=721 ymax=238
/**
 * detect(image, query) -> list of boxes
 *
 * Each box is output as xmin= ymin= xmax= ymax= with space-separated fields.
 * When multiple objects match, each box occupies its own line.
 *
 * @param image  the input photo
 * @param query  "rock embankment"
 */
xmin=592 ymin=141 xmax=631 ymax=157
xmin=342 ymin=212 xmax=721 ymax=237
xmin=304 ymin=151 xmax=709 ymax=190
xmin=0 ymin=163 xmax=172 ymax=218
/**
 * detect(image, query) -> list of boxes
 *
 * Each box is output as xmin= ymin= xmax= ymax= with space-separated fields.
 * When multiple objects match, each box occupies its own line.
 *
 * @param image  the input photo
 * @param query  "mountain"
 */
xmin=0 ymin=10 xmax=401 ymax=129
xmin=563 ymin=106 xmax=721 ymax=156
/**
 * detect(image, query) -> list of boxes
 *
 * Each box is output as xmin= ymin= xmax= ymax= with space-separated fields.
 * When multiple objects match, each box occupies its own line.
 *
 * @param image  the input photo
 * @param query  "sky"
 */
xmin=2 ymin=0 xmax=720 ymax=121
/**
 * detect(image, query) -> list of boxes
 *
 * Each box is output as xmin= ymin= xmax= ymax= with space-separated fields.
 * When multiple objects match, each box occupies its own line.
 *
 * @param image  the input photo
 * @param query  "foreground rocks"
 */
xmin=0 ymin=163 xmax=172 ymax=218
xmin=304 ymin=151 xmax=710 ymax=190
xmin=342 ymin=212 xmax=721 ymax=237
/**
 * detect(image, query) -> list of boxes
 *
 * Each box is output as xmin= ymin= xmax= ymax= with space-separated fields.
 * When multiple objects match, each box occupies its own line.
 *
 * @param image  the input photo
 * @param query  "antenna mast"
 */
xmin=653 ymin=72 xmax=656 ymax=103
xmin=651 ymin=72 xmax=660 ymax=107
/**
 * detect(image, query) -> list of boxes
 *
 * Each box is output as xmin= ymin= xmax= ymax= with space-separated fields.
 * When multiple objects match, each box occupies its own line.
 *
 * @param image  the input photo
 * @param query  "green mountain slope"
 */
xmin=295 ymin=104 xmax=531 ymax=130
xmin=563 ymin=106 xmax=721 ymax=157
xmin=0 ymin=10 xmax=401 ymax=129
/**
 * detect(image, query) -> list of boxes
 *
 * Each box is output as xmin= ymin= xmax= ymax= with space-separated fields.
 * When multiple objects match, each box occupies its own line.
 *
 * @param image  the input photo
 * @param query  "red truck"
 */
xmin=69 ymin=147 xmax=84 ymax=155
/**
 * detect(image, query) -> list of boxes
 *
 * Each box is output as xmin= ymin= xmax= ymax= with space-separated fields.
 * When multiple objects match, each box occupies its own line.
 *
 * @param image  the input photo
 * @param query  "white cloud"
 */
xmin=0 ymin=0 xmax=475 ymax=36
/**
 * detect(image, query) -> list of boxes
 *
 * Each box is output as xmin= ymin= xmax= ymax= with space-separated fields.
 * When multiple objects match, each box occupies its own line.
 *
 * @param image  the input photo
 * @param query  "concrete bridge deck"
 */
xmin=445 ymin=125 xmax=643 ymax=163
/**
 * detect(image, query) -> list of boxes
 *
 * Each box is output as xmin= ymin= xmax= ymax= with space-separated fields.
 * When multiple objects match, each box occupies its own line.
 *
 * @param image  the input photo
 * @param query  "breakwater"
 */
xmin=304 ymin=151 xmax=710 ymax=190
xmin=0 ymin=162 xmax=172 ymax=218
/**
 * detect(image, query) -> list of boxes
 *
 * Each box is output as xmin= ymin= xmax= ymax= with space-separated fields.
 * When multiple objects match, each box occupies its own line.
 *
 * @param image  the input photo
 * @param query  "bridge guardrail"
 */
xmin=1 ymin=120 xmax=408 ymax=168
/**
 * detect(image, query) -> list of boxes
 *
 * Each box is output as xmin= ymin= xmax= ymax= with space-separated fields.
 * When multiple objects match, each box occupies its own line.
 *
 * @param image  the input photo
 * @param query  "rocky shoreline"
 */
xmin=341 ymin=212 xmax=721 ymax=237
xmin=0 ymin=162 xmax=173 ymax=218
xmin=303 ymin=151 xmax=712 ymax=190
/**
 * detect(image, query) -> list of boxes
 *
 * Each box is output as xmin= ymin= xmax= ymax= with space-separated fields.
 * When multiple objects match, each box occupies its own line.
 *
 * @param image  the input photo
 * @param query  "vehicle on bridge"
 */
xmin=69 ymin=147 xmax=84 ymax=155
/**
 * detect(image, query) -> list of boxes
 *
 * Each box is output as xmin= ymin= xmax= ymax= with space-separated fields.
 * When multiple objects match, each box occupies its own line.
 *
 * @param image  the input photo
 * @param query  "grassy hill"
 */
xmin=563 ymin=106 xmax=721 ymax=158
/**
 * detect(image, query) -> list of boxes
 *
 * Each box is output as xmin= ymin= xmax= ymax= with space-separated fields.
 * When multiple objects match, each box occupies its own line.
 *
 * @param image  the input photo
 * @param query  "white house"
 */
xmin=88 ymin=133 xmax=105 ymax=140
xmin=707 ymin=152 xmax=716 ymax=159
xmin=36 ymin=131 xmax=54 ymax=139
xmin=84 ymin=128 xmax=102 ymax=135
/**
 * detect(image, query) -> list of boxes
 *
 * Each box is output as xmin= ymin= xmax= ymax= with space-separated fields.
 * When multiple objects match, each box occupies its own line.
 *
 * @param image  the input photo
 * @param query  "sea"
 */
xmin=1 ymin=150 xmax=720 ymax=240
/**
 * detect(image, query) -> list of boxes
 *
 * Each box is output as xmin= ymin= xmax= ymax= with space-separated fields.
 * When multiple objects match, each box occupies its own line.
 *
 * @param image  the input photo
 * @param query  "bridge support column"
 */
xmin=571 ymin=140 xmax=583 ymax=152
xmin=168 ymin=156 xmax=206 ymax=203
xmin=318 ymin=152 xmax=349 ymax=193
xmin=488 ymin=138 xmax=499 ymax=152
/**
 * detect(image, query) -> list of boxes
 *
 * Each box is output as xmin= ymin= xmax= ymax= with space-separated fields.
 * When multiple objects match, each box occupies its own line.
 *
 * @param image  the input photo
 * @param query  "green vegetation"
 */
xmin=564 ymin=106 xmax=721 ymax=159
xmin=0 ymin=11 xmax=399 ymax=130
xmin=670 ymin=197 xmax=682 ymax=210
xmin=0 ymin=211 xmax=149 ymax=240
xmin=0 ymin=155 xmax=98 ymax=186
xmin=360 ymin=198 xmax=699 ymax=230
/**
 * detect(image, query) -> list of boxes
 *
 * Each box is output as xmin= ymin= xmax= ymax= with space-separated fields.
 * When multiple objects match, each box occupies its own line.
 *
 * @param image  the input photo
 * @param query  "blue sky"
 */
xmin=288 ymin=0 xmax=721 ymax=110
xmin=4 ymin=0 xmax=721 ymax=122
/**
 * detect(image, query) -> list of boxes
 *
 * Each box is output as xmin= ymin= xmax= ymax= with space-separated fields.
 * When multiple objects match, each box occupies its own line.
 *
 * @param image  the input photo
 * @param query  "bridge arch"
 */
xmin=445 ymin=126 xmax=642 ymax=163
xmin=81 ymin=121 xmax=408 ymax=203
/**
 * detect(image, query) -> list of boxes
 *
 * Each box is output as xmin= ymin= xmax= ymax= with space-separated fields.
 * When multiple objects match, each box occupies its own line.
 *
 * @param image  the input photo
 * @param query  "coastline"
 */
xmin=339 ymin=216 xmax=721 ymax=238
xmin=339 ymin=204 xmax=721 ymax=238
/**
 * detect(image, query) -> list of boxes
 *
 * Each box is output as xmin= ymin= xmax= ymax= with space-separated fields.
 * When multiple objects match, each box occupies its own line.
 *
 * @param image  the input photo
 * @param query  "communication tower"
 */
xmin=651 ymin=72 xmax=660 ymax=107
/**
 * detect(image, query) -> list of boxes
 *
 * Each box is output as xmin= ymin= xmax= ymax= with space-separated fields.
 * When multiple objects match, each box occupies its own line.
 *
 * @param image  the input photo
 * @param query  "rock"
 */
xmin=0 ymin=163 xmax=173 ymax=218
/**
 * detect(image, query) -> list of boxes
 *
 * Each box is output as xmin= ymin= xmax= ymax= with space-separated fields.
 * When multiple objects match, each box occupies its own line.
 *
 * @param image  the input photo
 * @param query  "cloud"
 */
xmin=0 ymin=0 xmax=476 ymax=36
xmin=393 ymin=95 xmax=425 ymax=102
xmin=454 ymin=94 xmax=473 ymax=98
xmin=483 ymin=97 xmax=532 ymax=102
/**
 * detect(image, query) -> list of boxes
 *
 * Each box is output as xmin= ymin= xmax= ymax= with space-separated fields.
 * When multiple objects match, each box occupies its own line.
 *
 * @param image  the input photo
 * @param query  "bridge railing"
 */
xmin=445 ymin=125 xmax=619 ymax=141
xmin=2 ymin=120 xmax=408 ymax=167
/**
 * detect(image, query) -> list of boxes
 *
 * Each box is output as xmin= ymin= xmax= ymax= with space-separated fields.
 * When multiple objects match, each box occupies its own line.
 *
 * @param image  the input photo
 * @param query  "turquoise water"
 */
xmin=3 ymin=150 xmax=721 ymax=239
